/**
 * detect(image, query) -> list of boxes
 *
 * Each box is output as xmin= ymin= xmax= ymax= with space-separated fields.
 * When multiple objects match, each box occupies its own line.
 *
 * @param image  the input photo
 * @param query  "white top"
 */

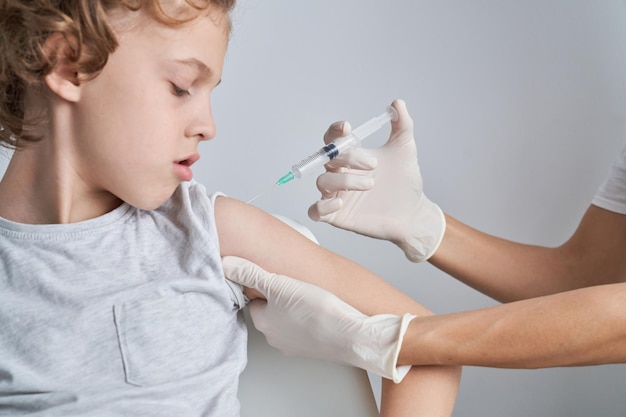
xmin=592 ymin=145 xmax=626 ymax=214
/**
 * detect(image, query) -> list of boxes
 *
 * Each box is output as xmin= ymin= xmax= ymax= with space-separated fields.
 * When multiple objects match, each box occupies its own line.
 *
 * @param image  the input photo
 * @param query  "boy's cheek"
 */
xmin=243 ymin=286 xmax=265 ymax=300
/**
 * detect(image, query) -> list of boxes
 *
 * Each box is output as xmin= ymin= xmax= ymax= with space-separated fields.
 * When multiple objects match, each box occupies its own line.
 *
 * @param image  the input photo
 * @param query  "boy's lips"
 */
xmin=175 ymin=152 xmax=200 ymax=166
xmin=173 ymin=152 xmax=200 ymax=181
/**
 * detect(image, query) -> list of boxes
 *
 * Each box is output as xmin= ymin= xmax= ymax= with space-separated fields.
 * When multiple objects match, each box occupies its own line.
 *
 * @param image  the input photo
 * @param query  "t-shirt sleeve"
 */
xmin=592 ymin=145 xmax=626 ymax=215
xmin=181 ymin=181 xmax=247 ymax=309
xmin=207 ymin=191 xmax=248 ymax=309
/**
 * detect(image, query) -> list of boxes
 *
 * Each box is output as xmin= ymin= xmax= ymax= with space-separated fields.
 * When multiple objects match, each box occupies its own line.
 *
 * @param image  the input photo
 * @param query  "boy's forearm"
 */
xmin=379 ymin=367 xmax=460 ymax=417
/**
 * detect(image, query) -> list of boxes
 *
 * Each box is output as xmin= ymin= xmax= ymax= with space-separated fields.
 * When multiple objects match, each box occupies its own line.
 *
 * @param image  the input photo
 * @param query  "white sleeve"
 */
xmin=592 ymin=145 xmax=626 ymax=215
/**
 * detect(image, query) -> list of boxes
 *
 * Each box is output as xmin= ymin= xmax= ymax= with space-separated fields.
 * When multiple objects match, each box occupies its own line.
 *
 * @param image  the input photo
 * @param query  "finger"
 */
xmin=308 ymin=198 xmax=342 ymax=222
xmin=316 ymin=170 xmax=374 ymax=196
xmin=323 ymin=121 xmax=352 ymax=145
xmin=247 ymin=298 xmax=269 ymax=329
xmin=247 ymin=299 xmax=283 ymax=341
xmin=325 ymin=148 xmax=377 ymax=171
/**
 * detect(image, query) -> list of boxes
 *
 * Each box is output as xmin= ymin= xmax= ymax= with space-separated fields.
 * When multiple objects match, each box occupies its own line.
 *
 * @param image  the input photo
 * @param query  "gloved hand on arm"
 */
xmin=222 ymin=255 xmax=415 ymax=383
xmin=308 ymin=99 xmax=445 ymax=262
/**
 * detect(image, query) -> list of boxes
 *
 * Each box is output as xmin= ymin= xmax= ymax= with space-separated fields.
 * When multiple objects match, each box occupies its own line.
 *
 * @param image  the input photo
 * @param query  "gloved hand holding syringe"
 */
xmin=246 ymin=105 xmax=398 ymax=203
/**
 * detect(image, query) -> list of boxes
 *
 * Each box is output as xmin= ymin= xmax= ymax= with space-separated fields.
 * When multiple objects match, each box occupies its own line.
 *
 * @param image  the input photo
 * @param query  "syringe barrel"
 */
xmin=291 ymin=150 xmax=322 ymax=178
xmin=288 ymin=105 xmax=398 ymax=180
xmin=291 ymin=135 xmax=358 ymax=178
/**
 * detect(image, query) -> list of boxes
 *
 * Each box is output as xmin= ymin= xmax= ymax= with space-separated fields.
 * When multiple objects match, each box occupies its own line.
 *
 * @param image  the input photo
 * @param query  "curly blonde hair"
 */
xmin=0 ymin=0 xmax=235 ymax=149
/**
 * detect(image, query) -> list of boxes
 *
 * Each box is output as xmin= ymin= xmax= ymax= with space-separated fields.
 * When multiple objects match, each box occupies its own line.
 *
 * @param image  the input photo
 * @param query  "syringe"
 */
xmin=275 ymin=105 xmax=399 ymax=186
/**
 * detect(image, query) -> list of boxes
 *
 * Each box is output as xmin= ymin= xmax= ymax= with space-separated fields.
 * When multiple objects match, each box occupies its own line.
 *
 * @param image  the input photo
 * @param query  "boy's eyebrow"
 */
xmin=170 ymin=57 xmax=222 ymax=87
xmin=172 ymin=58 xmax=214 ymax=78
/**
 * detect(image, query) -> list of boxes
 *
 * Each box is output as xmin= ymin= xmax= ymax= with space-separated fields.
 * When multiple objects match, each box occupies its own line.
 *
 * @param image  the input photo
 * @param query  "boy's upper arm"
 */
xmin=214 ymin=196 xmax=431 ymax=317
xmin=215 ymin=196 xmax=339 ymax=289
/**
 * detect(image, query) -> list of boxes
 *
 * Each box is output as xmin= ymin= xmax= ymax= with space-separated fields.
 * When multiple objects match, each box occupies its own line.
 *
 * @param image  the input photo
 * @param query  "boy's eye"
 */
xmin=171 ymin=83 xmax=191 ymax=97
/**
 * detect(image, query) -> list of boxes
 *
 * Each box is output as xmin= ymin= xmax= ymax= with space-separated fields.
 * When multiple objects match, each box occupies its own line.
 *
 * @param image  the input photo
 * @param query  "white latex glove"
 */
xmin=308 ymin=99 xmax=445 ymax=262
xmin=222 ymin=255 xmax=415 ymax=383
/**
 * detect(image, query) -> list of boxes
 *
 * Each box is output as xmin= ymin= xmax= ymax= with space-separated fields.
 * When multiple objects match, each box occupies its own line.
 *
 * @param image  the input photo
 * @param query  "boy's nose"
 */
xmin=197 ymin=116 xmax=216 ymax=142
xmin=187 ymin=99 xmax=217 ymax=141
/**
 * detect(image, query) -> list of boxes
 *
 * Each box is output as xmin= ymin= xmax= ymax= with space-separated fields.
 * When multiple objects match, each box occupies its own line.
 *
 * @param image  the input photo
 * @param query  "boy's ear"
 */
xmin=43 ymin=33 xmax=82 ymax=103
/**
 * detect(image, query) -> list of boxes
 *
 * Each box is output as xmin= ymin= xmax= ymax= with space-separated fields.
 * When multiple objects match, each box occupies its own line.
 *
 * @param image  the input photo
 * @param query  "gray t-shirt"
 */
xmin=0 ymin=181 xmax=247 ymax=416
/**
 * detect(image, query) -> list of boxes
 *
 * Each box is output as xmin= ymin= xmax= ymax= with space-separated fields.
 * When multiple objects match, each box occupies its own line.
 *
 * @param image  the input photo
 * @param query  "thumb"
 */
xmin=222 ymin=256 xmax=274 ymax=299
xmin=222 ymin=256 xmax=304 ymax=304
xmin=324 ymin=120 xmax=352 ymax=145
xmin=387 ymin=99 xmax=415 ymax=147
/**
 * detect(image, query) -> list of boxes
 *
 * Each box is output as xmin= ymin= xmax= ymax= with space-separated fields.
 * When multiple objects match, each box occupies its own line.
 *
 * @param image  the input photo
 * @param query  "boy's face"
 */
xmin=72 ymin=9 xmax=229 ymax=210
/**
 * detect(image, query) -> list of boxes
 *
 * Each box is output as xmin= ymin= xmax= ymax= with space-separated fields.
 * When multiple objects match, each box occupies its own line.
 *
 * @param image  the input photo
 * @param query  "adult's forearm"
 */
xmin=430 ymin=215 xmax=579 ymax=302
xmin=430 ymin=206 xmax=626 ymax=302
xmin=398 ymin=283 xmax=626 ymax=369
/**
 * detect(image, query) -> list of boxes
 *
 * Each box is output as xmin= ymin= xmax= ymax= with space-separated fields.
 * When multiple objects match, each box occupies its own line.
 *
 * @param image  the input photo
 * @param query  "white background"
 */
xmin=3 ymin=1 xmax=626 ymax=415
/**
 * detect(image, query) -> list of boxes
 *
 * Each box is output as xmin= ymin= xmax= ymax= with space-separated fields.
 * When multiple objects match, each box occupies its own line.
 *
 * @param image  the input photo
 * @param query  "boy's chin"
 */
xmin=127 ymin=186 xmax=180 ymax=211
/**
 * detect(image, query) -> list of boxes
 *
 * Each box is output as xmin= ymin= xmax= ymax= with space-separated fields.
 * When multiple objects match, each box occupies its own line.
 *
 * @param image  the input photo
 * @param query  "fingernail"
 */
xmin=334 ymin=121 xmax=351 ymax=135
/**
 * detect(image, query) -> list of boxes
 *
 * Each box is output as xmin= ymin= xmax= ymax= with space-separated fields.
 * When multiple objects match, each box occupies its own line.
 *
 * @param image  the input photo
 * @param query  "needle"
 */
xmin=245 ymin=184 xmax=278 ymax=204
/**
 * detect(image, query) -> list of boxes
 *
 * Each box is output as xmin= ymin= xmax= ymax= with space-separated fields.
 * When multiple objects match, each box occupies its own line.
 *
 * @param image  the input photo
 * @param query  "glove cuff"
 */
xmin=353 ymin=313 xmax=416 ymax=384
xmin=389 ymin=313 xmax=417 ymax=383
xmin=397 ymin=195 xmax=446 ymax=263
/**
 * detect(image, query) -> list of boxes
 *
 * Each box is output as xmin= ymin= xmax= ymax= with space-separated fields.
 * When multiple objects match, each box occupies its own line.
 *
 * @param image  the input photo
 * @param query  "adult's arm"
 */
xmin=308 ymin=101 xmax=626 ymax=302
xmin=399 ymin=281 xmax=626 ymax=368
xmin=227 ymin=252 xmax=626 ymax=371
xmin=430 ymin=205 xmax=626 ymax=302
